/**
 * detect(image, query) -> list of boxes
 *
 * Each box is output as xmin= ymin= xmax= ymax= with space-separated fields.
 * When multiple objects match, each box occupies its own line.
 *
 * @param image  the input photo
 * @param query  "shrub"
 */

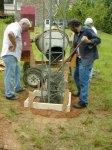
xmin=3 ymin=15 xmax=15 ymax=24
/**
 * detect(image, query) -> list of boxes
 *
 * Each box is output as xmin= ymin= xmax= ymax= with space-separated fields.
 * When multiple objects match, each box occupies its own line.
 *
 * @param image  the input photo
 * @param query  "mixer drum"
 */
xmin=35 ymin=29 xmax=69 ymax=62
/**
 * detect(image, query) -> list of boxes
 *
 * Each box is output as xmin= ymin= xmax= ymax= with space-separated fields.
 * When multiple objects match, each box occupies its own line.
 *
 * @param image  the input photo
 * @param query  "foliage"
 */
xmin=57 ymin=0 xmax=112 ymax=33
xmin=3 ymin=15 xmax=15 ymax=24
xmin=55 ymin=0 xmax=70 ymax=20
xmin=104 ymin=0 xmax=112 ymax=7
xmin=0 ymin=0 xmax=4 ymax=12
xmin=102 ymin=2 xmax=112 ymax=33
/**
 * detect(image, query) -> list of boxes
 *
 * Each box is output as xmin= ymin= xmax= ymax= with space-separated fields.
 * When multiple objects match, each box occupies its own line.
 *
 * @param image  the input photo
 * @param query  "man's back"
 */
xmin=74 ymin=28 xmax=101 ymax=66
xmin=1 ymin=22 xmax=22 ymax=61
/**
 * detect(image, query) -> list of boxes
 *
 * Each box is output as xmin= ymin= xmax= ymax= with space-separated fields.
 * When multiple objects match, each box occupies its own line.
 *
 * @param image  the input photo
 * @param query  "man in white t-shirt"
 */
xmin=84 ymin=18 xmax=97 ymax=34
xmin=1 ymin=18 xmax=31 ymax=100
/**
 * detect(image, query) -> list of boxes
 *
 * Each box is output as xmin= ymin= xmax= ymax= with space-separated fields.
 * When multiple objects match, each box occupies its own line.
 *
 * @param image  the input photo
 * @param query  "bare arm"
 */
xmin=81 ymin=36 xmax=93 ymax=44
xmin=8 ymin=32 xmax=16 ymax=51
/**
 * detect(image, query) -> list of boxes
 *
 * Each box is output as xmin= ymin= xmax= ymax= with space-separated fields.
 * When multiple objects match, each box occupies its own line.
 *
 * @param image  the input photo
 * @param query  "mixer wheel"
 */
xmin=23 ymin=68 xmax=44 ymax=88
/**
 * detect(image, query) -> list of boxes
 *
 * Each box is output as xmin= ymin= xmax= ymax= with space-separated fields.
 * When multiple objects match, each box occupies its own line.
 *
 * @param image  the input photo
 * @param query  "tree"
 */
xmin=104 ymin=0 xmax=112 ymax=7
xmin=67 ymin=0 xmax=112 ymax=33
xmin=103 ymin=2 xmax=112 ymax=33
xmin=0 ymin=0 xmax=4 ymax=15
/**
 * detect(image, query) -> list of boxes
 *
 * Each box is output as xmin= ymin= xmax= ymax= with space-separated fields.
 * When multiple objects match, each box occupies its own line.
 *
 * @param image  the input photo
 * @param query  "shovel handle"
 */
xmin=58 ymin=42 xmax=81 ymax=72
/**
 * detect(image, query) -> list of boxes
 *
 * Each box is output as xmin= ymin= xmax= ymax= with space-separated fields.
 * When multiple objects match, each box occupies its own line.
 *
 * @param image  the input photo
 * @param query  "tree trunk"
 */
xmin=0 ymin=0 xmax=4 ymax=16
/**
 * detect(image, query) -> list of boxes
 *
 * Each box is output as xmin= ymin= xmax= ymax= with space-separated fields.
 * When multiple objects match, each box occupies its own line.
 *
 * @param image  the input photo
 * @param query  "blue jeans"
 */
xmin=74 ymin=58 xmax=93 ymax=104
xmin=2 ymin=55 xmax=21 ymax=97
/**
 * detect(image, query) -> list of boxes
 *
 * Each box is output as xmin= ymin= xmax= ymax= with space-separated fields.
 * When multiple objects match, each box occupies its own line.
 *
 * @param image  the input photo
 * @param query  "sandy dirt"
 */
xmin=19 ymin=89 xmax=83 ymax=118
xmin=0 ymin=114 xmax=21 ymax=150
xmin=0 ymin=74 xmax=84 ymax=150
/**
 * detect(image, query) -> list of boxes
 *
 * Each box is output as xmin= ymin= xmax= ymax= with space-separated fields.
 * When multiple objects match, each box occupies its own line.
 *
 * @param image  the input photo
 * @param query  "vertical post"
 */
xmin=48 ymin=0 xmax=52 ymax=103
xmin=61 ymin=0 xmax=67 ymax=102
xmin=41 ymin=0 xmax=45 ymax=102
xmin=14 ymin=0 xmax=18 ymax=21
xmin=62 ymin=0 xmax=70 ymax=109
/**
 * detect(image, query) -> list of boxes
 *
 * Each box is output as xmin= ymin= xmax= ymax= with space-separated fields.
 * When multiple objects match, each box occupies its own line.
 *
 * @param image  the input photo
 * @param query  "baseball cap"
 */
xmin=84 ymin=18 xmax=93 ymax=25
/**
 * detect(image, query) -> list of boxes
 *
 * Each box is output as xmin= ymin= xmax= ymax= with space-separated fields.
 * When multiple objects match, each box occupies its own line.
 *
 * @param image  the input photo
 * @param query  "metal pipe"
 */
xmin=41 ymin=0 xmax=45 ymax=102
xmin=14 ymin=0 xmax=18 ymax=21
xmin=48 ymin=0 xmax=53 ymax=103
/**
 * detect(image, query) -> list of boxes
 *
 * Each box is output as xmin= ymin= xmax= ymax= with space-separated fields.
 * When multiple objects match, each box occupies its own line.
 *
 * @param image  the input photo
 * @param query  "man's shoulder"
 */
xmin=83 ymin=27 xmax=98 ymax=38
xmin=6 ymin=22 xmax=21 ymax=35
xmin=83 ymin=27 xmax=93 ymax=34
xmin=7 ymin=22 xmax=19 ymax=30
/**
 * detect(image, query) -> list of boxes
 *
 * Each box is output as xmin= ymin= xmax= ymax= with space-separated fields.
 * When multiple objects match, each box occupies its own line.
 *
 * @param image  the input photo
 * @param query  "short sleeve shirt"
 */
xmin=1 ymin=22 xmax=22 ymax=61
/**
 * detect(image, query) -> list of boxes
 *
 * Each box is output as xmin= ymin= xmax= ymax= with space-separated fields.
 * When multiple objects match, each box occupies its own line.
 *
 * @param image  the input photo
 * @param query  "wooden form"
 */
xmin=24 ymin=63 xmax=71 ymax=112
xmin=24 ymin=90 xmax=71 ymax=112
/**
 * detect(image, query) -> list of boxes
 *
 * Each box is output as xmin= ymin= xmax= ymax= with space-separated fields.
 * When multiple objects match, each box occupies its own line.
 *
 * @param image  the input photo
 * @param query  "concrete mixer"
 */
xmin=23 ymin=28 xmax=69 ymax=91
xmin=35 ymin=28 xmax=69 ymax=62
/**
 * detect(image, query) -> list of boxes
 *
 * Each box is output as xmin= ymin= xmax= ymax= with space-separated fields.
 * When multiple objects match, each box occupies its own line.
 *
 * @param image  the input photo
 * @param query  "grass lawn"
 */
xmin=0 ymin=22 xmax=112 ymax=150
xmin=0 ymin=20 xmax=6 ymax=51
xmin=90 ymin=32 xmax=112 ymax=110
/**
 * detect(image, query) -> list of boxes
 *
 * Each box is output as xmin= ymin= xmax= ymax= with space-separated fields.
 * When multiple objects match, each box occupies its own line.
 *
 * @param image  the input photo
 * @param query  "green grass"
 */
xmin=0 ymin=20 xmax=6 ymax=50
xmin=89 ymin=32 xmax=112 ymax=111
xmin=13 ymin=113 xmax=112 ymax=150
xmin=69 ymin=31 xmax=112 ymax=112
xmin=0 ymin=23 xmax=112 ymax=149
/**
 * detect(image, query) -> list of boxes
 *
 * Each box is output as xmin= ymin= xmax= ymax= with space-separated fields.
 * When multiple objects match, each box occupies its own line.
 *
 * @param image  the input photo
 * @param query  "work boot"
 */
xmin=6 ymin=95 xmax=19 ymax=100
xmin=73 ymin=101 xmax=87 ymax=109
